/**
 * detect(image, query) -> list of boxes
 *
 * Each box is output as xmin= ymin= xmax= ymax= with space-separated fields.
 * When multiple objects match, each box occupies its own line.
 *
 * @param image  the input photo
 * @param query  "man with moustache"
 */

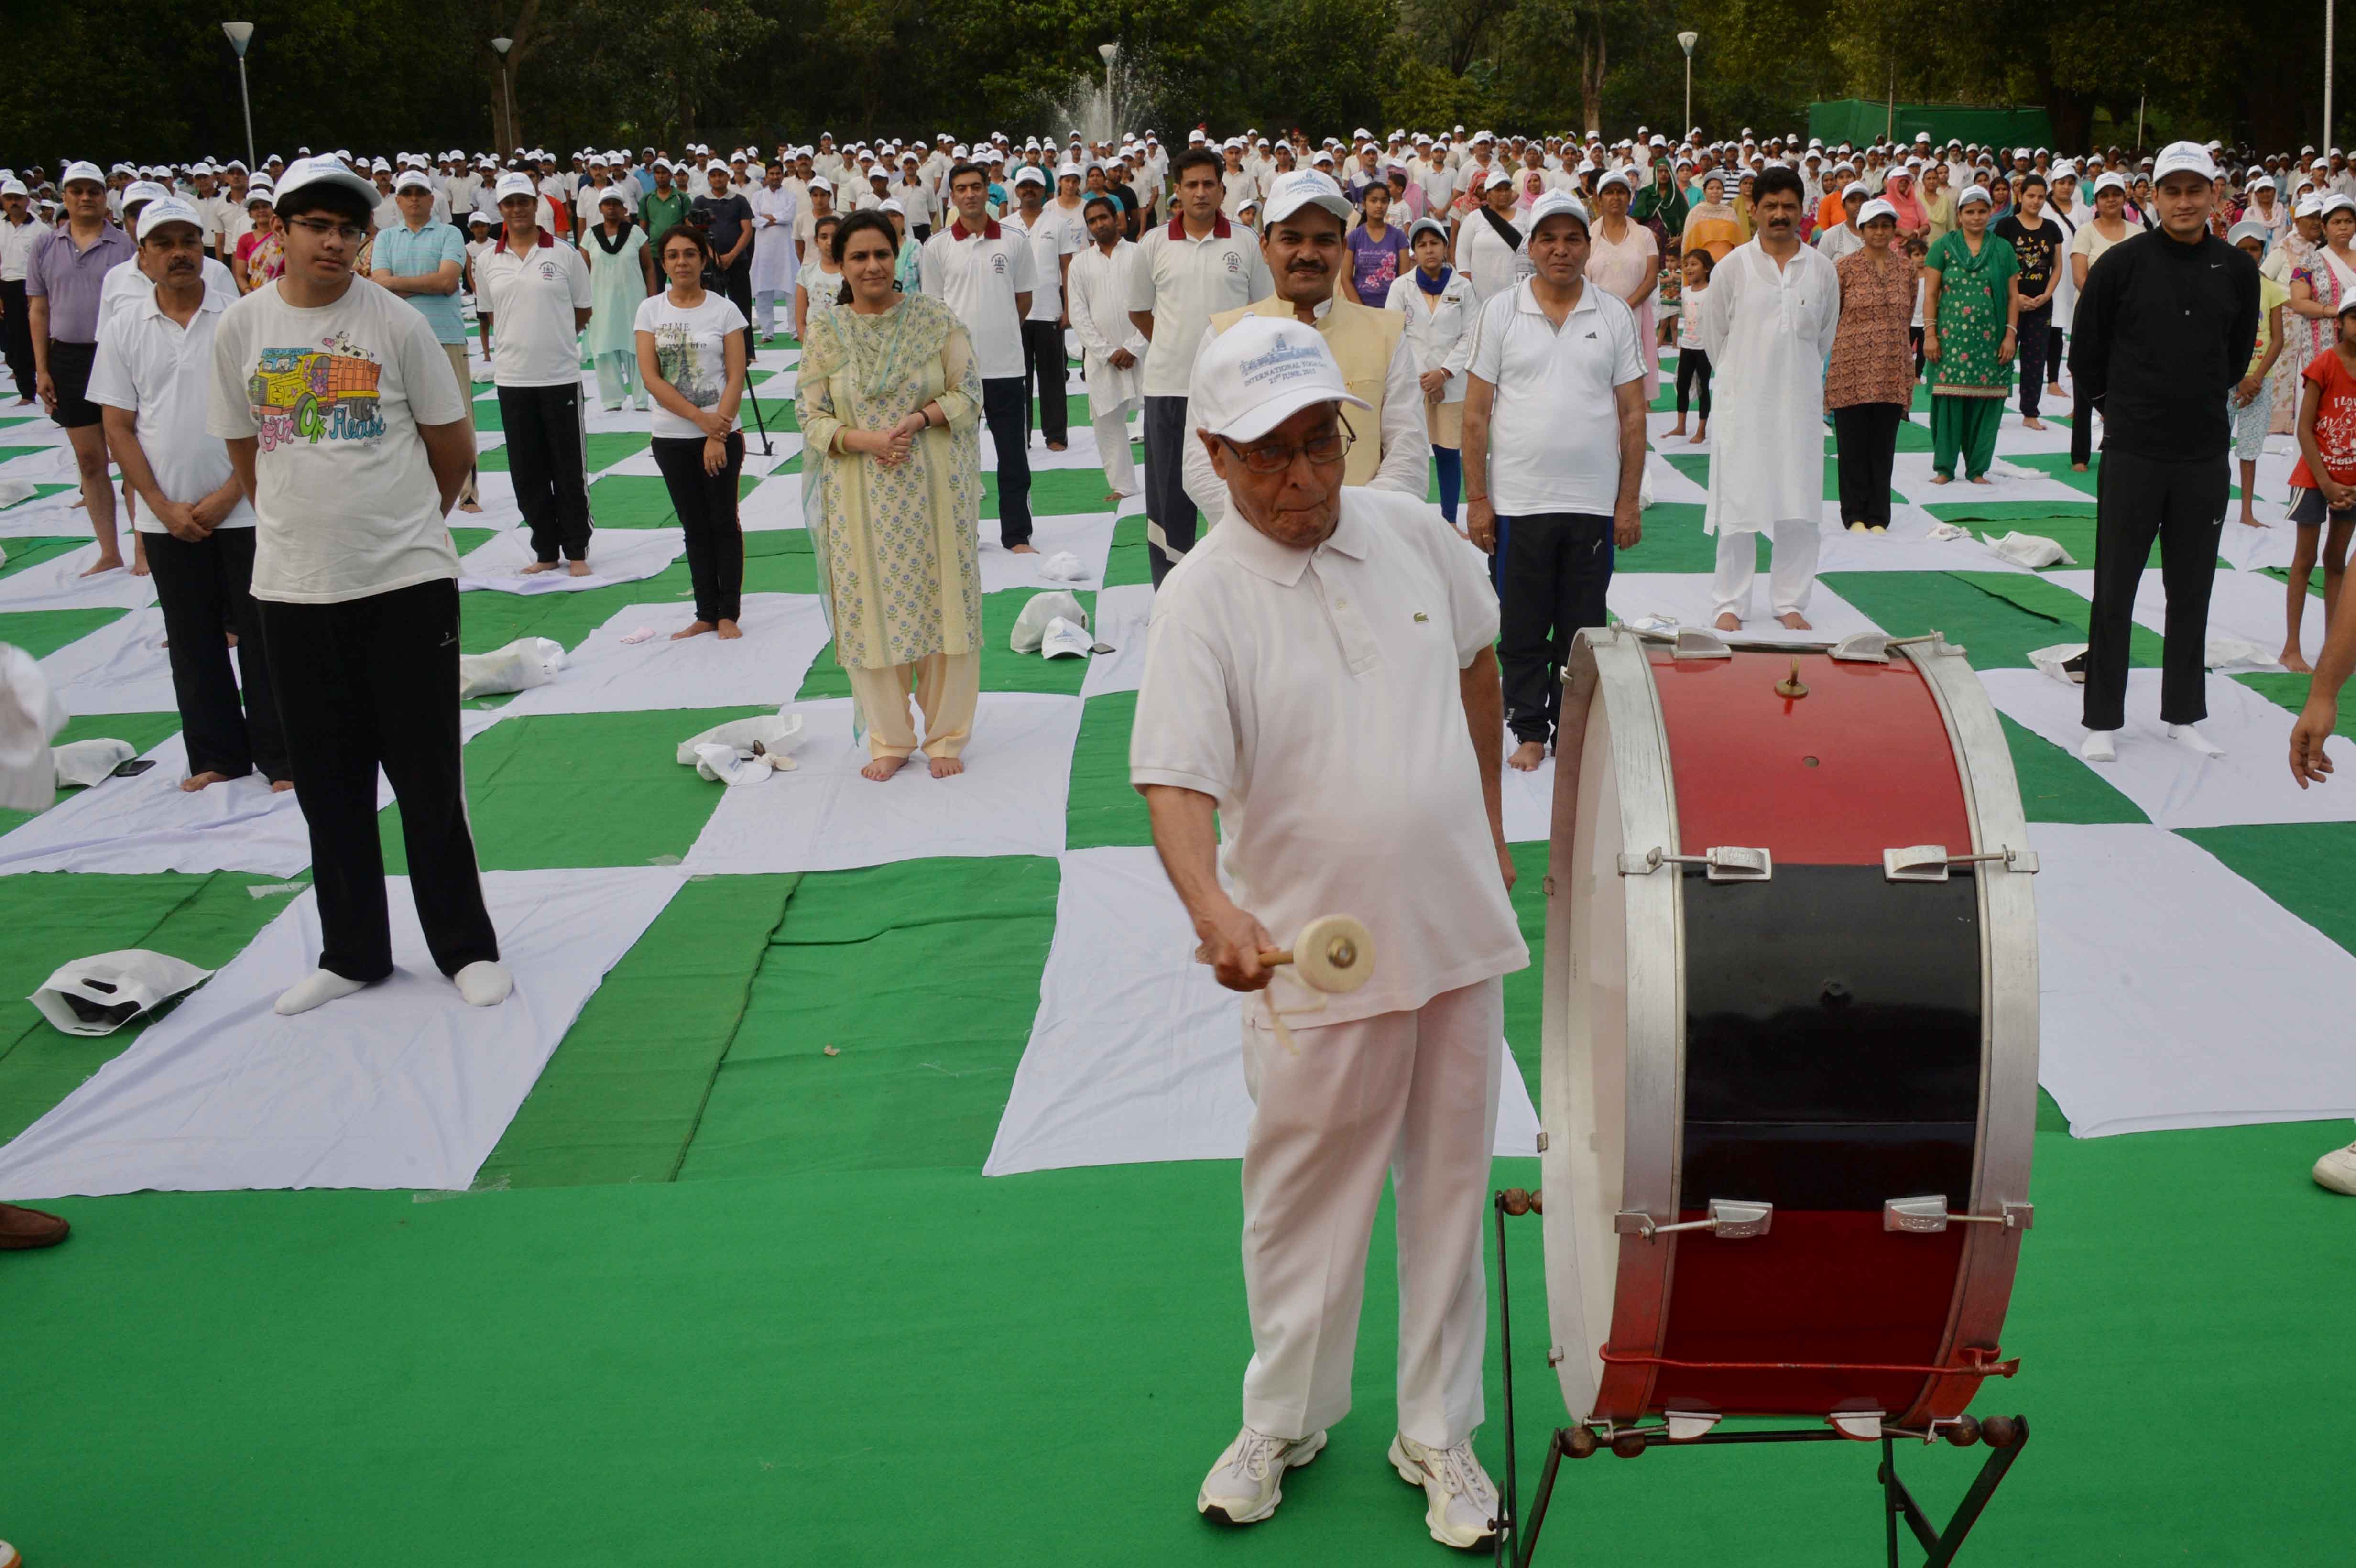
xmin=1180 ymin=168 xmax=1425 ymax=531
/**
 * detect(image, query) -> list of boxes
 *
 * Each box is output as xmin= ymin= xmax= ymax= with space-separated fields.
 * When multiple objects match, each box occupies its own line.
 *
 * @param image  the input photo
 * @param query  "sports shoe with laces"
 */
xmin=2316 ymin=1139 xmax=2356 ymax=1195
xmin=1197 ymin=1425 xmax=1327 ymax=1524
xmin=1389 ymin=1432 xmax=1500 ymax=1549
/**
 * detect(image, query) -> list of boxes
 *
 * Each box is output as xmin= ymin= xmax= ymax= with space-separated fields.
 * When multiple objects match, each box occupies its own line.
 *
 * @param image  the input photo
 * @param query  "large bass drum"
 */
xmin=1538 ymin=626 xmax=2038 ymax=1438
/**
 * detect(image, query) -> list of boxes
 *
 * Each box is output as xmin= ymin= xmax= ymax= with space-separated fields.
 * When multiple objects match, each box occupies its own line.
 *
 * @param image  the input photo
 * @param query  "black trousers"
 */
xmin=981 ymin=375 xmax=1032 ymax=548
xmin=1143 ymin=394 xmax=1196 ymax=585
xmin=2017 ymin=303 xmax=2052 ymax=418
xmin=257 ymin=579 xmax=498 ymax=982
xmin=1496 ymin=512 xmax=1614 ymax=745
xmin=2046 ymin=322 xmax=2065 ymax=380
xmin=147 ymin=526 xmax=288 ymax=782
xmin=2071 ymin=391 xmax=2096 ymax=468
xmin=0 ymin=279 xmax=33 ymax=400
xmin=2084 ymin=447 xmax=2227 ymax=732
xmin=1832 ymin=402 xmax=1905 ymax=528
xmin=1675 ymin=347 xmax=1712 ymax=419
xmin=498 ymin=381 xmax=592 ymax=563
xmin=1021 ymin=318 xmax=1069 ymax=446
xmin=651 ymin=432 xmax=744 ymax=623
xmin=721 ymin=256 xmax=756 ymax=355
xmin=1911 ymin=325 xmax=1926 ymax=380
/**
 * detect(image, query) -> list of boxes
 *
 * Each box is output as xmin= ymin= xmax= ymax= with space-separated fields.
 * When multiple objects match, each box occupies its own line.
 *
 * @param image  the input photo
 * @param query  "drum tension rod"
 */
xmin=1616 ymin=844 xmax=1773 ymax=882
xmin=1614 ymin=1198 xmax=1772 ymax=1241
xmin=1883 ymin=844 xmax=2040 ymax=882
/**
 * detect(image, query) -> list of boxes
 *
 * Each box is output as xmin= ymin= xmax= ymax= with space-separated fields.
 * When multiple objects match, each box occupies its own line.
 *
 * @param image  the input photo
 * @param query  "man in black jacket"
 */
xmin=2068 ymin=141 xmax=2260 ymax=763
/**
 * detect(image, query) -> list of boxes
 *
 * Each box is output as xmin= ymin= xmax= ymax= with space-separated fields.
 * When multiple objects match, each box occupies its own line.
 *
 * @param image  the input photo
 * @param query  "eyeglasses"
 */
xmin=1221 ymin=414 xmax=1356 ymax=475
xmin=286 ymin=217 xmax=365 ymax=243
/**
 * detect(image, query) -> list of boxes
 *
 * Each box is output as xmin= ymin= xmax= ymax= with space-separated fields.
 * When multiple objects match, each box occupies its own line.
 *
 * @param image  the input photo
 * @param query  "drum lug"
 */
xmin=1616 ymin=1198 xmax=1773 ymax=1241
xmin=1828 ymin=631 xmax=1892 ymax=663
xmin=1883 ymin=1196 xmax=2037 ymax=1233
xmin=1827 ymin=1410 xmax=1885 ymax=1441
xmin=1670 ymin=627 xmax=1733 ymax=660
xmin=1616 ymin=844 xmax=1773 ymax=882
xmin=1881 ymin=843 xmax=2040 ymax=882
xmin=1664 ymin=1411 xmax=1723 ymax=1441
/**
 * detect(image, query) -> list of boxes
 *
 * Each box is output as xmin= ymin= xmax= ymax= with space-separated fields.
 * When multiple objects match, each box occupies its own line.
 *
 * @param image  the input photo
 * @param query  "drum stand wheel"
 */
xmin=1489 ymin=1191 xmax=2032 ymax=1568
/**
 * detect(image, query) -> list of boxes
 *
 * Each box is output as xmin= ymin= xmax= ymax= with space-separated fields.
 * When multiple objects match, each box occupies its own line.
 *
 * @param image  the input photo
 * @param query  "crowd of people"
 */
xmin=4 ymin=113 xmax=2356 ymax=1564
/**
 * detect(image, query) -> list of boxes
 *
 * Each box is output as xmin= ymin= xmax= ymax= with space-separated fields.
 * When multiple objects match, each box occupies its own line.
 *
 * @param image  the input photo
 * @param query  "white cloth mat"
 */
xmin=0 ymin=866 xmax=685 ymax=1198
xmin=493 ymin=592 xmax=831 ymax=717
xmin=683 ymin=693 xmax=1080 ymax=873
xmin=0 ymin=543 xmax=162 ymax=612
xmin=1604 ymin=571 xmax=1883 ymax=642
xmin=36 ymin=606 xmax=178 ymax=714
xmin=1079 ymin=583 xmax=1154 ymax=697
xmin=982 ymin=846 xmax=1540 ymax=1176
xmin=457 ymin=526 xmax=684 ymax=594
xmin=2032 ymin=823 xmax=2356 ymax=1136
xmin=734 ymin=477 xmax=807 ymax=532
xmin=1983 ymin=667 xmax=2356 ymax=828
xmin=977 ymin=512 xmax=1117 ymax=595
xmin=2044 ymin=567 xmax=2321 ymax=673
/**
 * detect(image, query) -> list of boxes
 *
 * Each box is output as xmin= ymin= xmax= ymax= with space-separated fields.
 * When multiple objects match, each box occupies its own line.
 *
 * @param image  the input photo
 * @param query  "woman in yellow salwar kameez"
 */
xmin=796 ymin=210 xmax=986 ymax=782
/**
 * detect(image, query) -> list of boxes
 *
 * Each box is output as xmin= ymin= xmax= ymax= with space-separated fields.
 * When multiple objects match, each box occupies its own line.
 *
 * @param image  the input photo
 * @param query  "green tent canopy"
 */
xmin=1808 ymin=99 xmax=2057 ymax=151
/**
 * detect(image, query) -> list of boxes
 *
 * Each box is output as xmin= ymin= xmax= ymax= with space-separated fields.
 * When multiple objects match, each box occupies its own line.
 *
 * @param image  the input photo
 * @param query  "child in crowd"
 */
xmin=2229 ymin=221 xmax=2287 ymax=530
xmin=1670 ymin=248 xmax=1712 ymax=443
xmin=2284 ymin=294 xmax=2356 ymax=673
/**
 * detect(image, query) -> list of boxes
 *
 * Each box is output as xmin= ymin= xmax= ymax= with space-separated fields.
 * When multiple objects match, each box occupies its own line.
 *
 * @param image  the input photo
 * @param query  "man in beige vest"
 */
xmin=1180 ymin=169 xmax=1426 ymax=530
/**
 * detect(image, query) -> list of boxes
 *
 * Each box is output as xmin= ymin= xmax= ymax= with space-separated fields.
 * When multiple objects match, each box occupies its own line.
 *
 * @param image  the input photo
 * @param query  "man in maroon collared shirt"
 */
xmin=1124 ymin=146 xmax=1273 ymax=585
xmin=27 ymin=159 xmax=136 ymax=574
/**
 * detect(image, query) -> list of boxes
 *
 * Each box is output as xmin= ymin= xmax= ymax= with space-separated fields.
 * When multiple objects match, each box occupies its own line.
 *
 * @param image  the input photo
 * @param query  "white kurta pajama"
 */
xmin=1131 ymin=489 xmax=1527 ymax=1449
xmin=1694 ymin=238 xmax=1841 ymax=621
xmin=1066 ymin=239 xmax=1149 ymax=496
xmin=749 ymin=186 xmax=800 ymax=338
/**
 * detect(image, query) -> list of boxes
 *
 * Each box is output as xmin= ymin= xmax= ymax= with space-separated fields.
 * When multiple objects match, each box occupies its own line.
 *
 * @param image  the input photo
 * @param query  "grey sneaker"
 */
xmin=1390 ymin=1432 xmax=1501 ymax=1549
xmin=1197 ymin=1425 xmax=1327 ymax=1524
xmin=2315 ymin=1139 xmax=2356 ymax=1195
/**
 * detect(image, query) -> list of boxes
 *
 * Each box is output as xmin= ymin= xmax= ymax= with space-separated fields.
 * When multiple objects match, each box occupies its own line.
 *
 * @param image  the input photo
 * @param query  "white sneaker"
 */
xmin=1197 ymin=1426 xmax=1326 ymax=1524
xmin=2316 ymin=1140 xmax=2356 ymax=1195
xmin=1390 ymin=1433 xmax=1500 ymax=1550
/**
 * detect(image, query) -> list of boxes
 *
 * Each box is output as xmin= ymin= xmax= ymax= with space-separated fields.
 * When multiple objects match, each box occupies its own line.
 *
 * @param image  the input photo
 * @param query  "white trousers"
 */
xmin=753 ymin=289 xmax=785 ymax=338
xmin=1239 ymin=975 xmax=1504 ymax=1450
xmin=1092 ymin=409 xmax=1138 ymax=496
xmin=1711 ymin=519 xmax=1822 ymax=621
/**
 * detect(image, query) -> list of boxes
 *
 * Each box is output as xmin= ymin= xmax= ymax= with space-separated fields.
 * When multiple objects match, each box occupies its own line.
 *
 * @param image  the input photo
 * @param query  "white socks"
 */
xmin=2080 ymin=730 xmax=2116 ymax=763
xmin=2167 ymin=722 xmax=2225 ymax=758
xmin=454 ymin=960 xmax=513 ymax=1007
xmin=274 ymin=962 xmax=512 ymax=1014
xmin=274 ymin=968 xmax=370 ymax=1016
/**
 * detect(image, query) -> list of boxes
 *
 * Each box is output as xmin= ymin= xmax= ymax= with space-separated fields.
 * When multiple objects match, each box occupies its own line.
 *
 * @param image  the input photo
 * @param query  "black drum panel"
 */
xmin=1680 ymin=1120 xmax=1978 ymax=1212
xmin=1679 ymin=863 xmax=1983 ymax=1130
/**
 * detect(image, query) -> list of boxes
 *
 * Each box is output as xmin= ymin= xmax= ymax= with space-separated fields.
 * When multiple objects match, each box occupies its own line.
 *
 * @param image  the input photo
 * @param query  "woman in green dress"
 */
xmin=796 ymin=209 xmax=985 ymax=783
xmin=1920 ymin=184 xmax=2021 ymax=484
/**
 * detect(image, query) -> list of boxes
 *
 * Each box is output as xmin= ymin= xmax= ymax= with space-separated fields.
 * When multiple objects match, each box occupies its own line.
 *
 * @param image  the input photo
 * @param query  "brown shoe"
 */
xmin=0 ymin=1202 xmax=69 ymax=1250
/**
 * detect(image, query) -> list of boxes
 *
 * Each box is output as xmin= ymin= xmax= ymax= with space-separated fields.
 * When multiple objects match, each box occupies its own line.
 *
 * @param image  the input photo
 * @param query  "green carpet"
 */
xmin=0 ymin=605 xmax=128 ymax=659
xmin=0 ymin=536 xmax=90 ymax=580
xmin=1823 ymin=571 xmax=2164 ymax=671
xmin=798 ymin=589 xmax=1097 ymax=701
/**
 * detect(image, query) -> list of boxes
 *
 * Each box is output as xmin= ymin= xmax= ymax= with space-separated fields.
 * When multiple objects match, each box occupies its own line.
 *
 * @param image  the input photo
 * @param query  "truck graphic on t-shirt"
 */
xmin=248 ymin=345 xmax=385 ymax=447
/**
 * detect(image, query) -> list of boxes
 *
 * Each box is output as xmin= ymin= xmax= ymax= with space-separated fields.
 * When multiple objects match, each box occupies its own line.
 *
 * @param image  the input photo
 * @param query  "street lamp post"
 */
xmin=2329 ymin=0 xmax=2338 ymax=156
xmin=1678 ymin=32 xmax=1699 ymax=140
xmin=491 ymin=36 xmax=518 ymax=152
xmin=1098 ymin=42 xmax=1119 ymax=144
xmin=222 ymin=22 xmax=257 ymax=174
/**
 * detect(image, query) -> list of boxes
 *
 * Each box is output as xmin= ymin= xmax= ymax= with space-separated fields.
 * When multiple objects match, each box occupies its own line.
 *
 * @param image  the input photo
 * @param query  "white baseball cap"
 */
xmin=1527 ymin=190 xmax=1590 ymax=231
xmin=1010 ymin=590 xmax=1089 ymax=653
xmin=59 ymin=159 xmax=106 ymax=188
xmin=1013 ymin=164 xmax=1048 ymax=190
xmin=493 ymin=171 xmax=538 ymax=203
xmin=276 ymin=154 xmax=381 ymax=211
xmin=1039 ymin=617 xmax=1091 ymax=659
xmin=2151 ymin=140 xmax=2218 ymax=183
xmin=1857 ymin=197 xmax=1898 ymax=225
xmin=1194 ymin=316 xmax=1371 ymax=444
xmin=134 ymin=196 xmax=205 ymax=242
xmin=2091 ymin=171 xmax=2128 ymax=195
xmin=393 ymin=169 xmax=434 ymax=194
xmin=1262 ymin=169 xmax=1351 ymax=226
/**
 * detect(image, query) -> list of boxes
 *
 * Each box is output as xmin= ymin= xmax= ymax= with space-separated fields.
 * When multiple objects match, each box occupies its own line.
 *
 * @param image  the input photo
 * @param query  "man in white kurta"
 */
xmin=1066 ymin=193 xmax=1148 ymax=500
xmin=747 ymin=169 xmax=799 ymax=341
xmin=1132 ymin=317 xmax=1523 ymax=1551
xmin=1694 ymin=165 xmax=1840 ymax=628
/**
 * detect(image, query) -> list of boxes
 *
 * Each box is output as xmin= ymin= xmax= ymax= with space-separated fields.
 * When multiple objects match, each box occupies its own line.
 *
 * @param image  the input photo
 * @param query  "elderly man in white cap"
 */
xmin=1180 ymin=169 xmax=1424 ymax=532
xmin=1133 ymin=315 xmax=1519 ymax=1551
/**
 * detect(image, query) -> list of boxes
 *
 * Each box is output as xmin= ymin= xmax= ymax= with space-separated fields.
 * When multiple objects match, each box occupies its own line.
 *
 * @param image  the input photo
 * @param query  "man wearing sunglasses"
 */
xmin=1179 ymin=168 xmax=1424 ymax=534
xmin=1134 ymin=315 xmax=1518 ymax=1552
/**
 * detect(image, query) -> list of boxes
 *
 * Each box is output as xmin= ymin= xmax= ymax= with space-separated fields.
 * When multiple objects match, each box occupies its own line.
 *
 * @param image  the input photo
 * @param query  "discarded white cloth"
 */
xmin=29 ymin=948 xmax=214 ymax=1037
xmin=1036 ymin=550 xmax=1088 ymax=583
xmin=0 ymin=867 xmax=686 ymax=1198
xmin=675 ymin=711 xmax=806 ymax=781
xmin=1983 ymin=530 xmax=2074 ymax=568
xmin=52 ymin=736 xmax=135 ymax=787
xmin=457 ymin=527 xmax=684 ymax=595
xmin=0 ymin=643 xmax=67 ymax=812
xmin=682 ymin=694 xmax=1081 ymax=874
xmin=982 ymin=846 xmax=1541 ymax=1176
xmin=457 ymin=637 xmax=567 ymax=700
xmin=1925 ymin=522 xmax=1973 ymax=541
xmin=1983 ymin=667 xmax=2356 ymax=828
xmin=495 ymin=595 xmax=831 ymax=717
xmin=977 ymin=512 xmax=1116 ymax=595
xmin=36 ymin=607 xmax=177 ymax=715
xmin=2033 ymin=823 xmax=2356 ymax=1136
xmin=1009 ymin=591 xmax=1088 ymax=654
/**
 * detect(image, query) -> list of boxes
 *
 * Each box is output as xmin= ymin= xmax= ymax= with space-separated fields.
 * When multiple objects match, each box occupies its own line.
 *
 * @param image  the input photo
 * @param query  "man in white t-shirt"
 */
xmin=90 ymin=197 xmax=288 ymax=792
xmin=205 ymin=156 xmax=506 ymax=1019
xmin=1460 ymin=190 xmax=1647 ymax=772
xmin=477 ymin=170 xmax=595 ymax=574
xmin=1134 ymin=318 xmax=1518 ymax=1551
xmin=922 ymin=159 xmax=1038 ymax=550
xmin=1009 ymin=166 xmax=1081 ymax=451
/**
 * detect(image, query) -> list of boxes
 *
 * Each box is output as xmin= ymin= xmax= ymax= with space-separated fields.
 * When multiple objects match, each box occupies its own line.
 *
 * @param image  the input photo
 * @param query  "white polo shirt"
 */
xmin=919 ymin=216 xmax=1036 ymax=380
xmin=87 ymin=286 xmax=256 ymax=533
xmin=476 ymin=230 xmax=592 ymax=388
xmin=1009 ymin=207 xmax=1080 ymax=322
xmin=1129 ymin=214 xmax=1273 ymax=399
xmin=1466 ymin=278 xmax=1646 ymax=518
xmin=1130 ymin=487 xmax=1525 ymax=1027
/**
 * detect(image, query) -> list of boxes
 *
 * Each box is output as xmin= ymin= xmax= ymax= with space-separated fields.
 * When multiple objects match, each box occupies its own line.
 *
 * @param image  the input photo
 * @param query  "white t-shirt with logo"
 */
xmin=633 ymin=290 xmax=749 ymax=440
xmin=476 ymin=233 xmax=593 ymax=388
xmin=919 ymin=219 xmax=1037 ymax=380
xmin=205 ymin=277 xmax=469 ymax=604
